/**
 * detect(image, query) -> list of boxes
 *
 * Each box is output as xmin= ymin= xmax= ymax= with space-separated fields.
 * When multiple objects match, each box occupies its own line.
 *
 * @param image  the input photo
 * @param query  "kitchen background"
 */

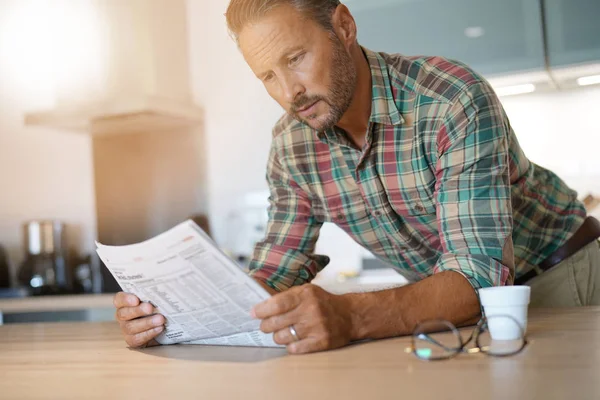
xmin=0 ymin=0 xmax=599 ymax=299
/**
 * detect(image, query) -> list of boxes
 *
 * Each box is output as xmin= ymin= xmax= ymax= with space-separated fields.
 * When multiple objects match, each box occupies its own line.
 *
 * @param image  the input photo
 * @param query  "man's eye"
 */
xmin=289 ymin=53 xmax=305 ymax=66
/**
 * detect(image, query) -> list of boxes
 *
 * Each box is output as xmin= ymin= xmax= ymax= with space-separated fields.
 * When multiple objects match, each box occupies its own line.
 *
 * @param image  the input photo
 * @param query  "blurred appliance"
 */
xmin=0 ymin=244 xmax=10 ymax=289
xmin=226 ymin=191 xmax=270 ymax=263
xmin=71 ymin=253 xmax=104 ymax=294
xmin=17 ymin=220 xmax=70 ymax=295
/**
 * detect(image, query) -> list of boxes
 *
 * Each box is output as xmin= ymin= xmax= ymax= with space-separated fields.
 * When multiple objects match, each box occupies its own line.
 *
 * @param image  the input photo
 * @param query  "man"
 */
xmin=113 ymin=0 xmax=600 ymax=354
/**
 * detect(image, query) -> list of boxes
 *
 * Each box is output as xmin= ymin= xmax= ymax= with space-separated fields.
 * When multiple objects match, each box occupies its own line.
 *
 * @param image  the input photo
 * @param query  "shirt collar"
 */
xmin=317 ymin=47 xmax=404 ymax=143
xmin=363 ymin=47 xmax=404 ymax=127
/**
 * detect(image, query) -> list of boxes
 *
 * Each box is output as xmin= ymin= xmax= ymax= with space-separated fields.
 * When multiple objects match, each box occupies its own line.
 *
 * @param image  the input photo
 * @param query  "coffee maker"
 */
xmin=17 ymin=220 xmax=71 ymax=295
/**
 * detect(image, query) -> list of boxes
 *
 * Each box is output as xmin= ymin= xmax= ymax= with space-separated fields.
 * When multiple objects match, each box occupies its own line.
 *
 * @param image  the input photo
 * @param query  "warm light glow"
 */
xmin=577 ymin=75 xmax=600 ymax=87
xmin=493 ymin=84 xmax=536 ymax=97
xmin=0 ymin=0 xmax=108 ymax=106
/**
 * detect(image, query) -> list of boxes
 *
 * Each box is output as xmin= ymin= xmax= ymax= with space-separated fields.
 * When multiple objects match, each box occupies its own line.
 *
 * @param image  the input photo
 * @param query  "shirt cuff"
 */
xmin=434 ymin=252 xmax=510 ymax=290
xmin=248 ymin=252 xmax=330 ymax=292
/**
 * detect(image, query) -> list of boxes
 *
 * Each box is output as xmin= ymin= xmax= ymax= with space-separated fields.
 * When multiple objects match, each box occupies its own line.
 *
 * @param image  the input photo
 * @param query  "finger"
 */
xmin=126 ymin=326 xmax=165 ymax=348
xmin=115 ymin=302 xmax=155 ymax=321
xmin=273 ymin=324 xmax=304 ymax=345
xmin=252 ymin=289 xmax=301 ymax=319
xmin=287 ymin=337 xmax=323 ymax=355
xmin=260 ymin=309 xmax=300 ymax=334
xmin=113 ymin=292 xmax=140 ymax=308
xmin=121 ymin=314 xmax=165 ymax=336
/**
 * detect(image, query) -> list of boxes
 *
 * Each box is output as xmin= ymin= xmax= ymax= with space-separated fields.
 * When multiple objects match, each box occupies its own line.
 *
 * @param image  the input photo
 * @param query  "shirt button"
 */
xmin=336 ymin=213 xmax=345 ymax=221
xmin=415 ymin=204 xmax=425 ymax=212
xmin=374 ymin=211 xmax=382 ymax=217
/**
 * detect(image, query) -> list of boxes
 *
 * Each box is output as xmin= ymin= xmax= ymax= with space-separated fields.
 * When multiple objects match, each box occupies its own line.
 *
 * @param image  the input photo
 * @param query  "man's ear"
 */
xmin=331 ymin=5 xmax=357 ymax=49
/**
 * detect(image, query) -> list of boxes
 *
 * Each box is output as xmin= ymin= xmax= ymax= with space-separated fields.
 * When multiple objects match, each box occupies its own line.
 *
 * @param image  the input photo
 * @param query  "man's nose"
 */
xmin=280 ymin=75 xmax=304 ymax=105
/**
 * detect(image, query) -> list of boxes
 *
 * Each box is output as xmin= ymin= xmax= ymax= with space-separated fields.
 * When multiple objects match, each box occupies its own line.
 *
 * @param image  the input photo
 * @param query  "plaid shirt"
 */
xmin=249 ymin=47 xmax=586 ymax=292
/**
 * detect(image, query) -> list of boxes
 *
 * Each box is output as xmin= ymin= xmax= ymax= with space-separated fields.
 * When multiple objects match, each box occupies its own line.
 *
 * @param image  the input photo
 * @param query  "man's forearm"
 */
xmin=342 ymin=270 xmax=481 ymax=341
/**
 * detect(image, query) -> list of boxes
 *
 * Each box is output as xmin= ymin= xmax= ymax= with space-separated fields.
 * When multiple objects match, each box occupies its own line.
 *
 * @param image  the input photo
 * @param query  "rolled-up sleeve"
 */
xmin=433 ymin=82 xmax=515 ymax=290
xmin=248 ymin=140 xmax=329 ymax=292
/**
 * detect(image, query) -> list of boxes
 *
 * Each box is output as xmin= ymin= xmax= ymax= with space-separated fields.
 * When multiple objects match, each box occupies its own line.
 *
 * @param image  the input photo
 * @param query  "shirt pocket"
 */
xmin=311 ymin=196 xmax=372 ymax=231
xmin=379 ymin=156 xmax=437 ymax=218
xmin=387 ymin=188 xmax=437 ymax=218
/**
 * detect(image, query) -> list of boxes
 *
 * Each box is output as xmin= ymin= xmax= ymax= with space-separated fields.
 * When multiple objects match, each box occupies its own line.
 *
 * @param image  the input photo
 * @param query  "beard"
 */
xmin=290 ymin=36 xmax=357 ymax=131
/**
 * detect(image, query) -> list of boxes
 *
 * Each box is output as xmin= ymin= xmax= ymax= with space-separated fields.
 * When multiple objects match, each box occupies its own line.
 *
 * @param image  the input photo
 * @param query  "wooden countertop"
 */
xmin=0 ymin=294 xmax=115 ymax=314
xmin=1 ymin=307 xmax=599 ymax=399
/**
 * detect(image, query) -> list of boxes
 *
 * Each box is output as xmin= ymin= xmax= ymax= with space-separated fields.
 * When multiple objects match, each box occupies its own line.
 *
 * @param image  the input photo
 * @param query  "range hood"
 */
xmin=25 ymin=96 xmax=203 ymax=136
xmin=24 ymin=0 xmax=202 ymax=136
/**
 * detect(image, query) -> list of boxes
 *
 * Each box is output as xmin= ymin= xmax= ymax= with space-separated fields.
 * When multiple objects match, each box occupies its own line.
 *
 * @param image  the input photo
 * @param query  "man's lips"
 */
xmin=296 ymin=100 xmax=319 ymax=117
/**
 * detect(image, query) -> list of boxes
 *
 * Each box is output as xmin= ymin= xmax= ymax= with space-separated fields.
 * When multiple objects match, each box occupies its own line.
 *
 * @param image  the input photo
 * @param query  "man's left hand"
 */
xmin=251 ymin=284 xmax=354 ymax=354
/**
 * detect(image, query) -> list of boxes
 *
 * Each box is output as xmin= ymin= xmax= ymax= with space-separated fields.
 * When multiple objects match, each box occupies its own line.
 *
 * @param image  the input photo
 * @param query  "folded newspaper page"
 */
xmin=96 ymin=220 xmax=282 ymax=348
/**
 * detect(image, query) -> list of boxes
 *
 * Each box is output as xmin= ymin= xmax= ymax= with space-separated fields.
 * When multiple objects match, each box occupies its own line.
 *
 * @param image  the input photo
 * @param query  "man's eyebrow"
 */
xmin=279 ymin=45 xmax=304 ymax=59
xmin=256 ymin=46 xmax=305 ymax=79
xmin=256 ymin=69 xmax=272 ymax=79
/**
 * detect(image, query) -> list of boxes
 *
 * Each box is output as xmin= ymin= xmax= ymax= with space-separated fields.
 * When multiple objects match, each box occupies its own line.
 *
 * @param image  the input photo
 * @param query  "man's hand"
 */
xmin=113 ymin=292 xmax=166 ymax=348
xmin=251 ymin=284 xmax=354 ymax=354
xmin=251 ymin=271 xmax=481 ymax=355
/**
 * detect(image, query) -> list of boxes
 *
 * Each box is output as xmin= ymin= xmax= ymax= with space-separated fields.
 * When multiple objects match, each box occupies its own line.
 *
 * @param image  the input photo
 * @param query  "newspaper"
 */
xmin=96 ymin=220 xmax=282 ymax=348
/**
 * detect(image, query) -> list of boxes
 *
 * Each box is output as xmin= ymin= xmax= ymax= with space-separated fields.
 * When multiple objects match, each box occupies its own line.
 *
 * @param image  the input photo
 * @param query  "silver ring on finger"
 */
xmin=289 ymin=325 xmax=300 ymax=342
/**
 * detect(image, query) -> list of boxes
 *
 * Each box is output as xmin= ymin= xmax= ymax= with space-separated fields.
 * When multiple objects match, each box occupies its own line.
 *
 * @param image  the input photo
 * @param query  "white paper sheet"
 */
xmin=96 ymin=220 xmax=282 ymax=347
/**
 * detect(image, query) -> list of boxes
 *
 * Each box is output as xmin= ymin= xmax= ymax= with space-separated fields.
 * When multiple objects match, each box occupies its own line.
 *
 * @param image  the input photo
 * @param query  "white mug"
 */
xmin=478 ymin=286 xmax=531 ymax=340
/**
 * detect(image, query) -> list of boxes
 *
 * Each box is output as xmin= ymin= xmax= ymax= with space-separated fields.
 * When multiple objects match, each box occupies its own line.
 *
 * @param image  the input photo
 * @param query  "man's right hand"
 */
xmin=113 ymin=292 xmax=166 ymax=348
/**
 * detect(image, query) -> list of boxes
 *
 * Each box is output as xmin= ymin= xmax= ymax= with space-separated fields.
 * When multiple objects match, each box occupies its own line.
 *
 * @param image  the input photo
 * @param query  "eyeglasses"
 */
xmin=404 ymin=315 xmax=528 ymax=361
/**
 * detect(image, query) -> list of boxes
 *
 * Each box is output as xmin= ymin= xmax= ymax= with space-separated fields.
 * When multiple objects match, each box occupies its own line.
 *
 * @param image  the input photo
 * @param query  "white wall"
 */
xmin=186 ymin=0 xmax=282 ymax=246
xmin=0 ymin=1 xmax=97 ymax=277
xmin=185 ymin=0 xmax=600 ymax=278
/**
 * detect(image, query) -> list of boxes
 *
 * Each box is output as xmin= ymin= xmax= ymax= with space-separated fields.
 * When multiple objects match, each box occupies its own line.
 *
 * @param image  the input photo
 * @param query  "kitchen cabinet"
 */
xmin=544 ymin=0 xmax=600 ymax=68
xmin=348 ymin=0 xmax=546 ymax=77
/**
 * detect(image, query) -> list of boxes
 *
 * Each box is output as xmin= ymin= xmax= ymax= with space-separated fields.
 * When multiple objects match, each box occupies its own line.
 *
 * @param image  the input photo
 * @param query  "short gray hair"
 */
xmin=226 ymin=0 xmax=341 ymax=42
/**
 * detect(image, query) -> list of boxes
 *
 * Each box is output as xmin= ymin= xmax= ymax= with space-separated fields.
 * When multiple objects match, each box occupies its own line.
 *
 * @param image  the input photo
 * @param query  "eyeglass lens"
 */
xmin=412 ymin=320 xmax=463 ymax=360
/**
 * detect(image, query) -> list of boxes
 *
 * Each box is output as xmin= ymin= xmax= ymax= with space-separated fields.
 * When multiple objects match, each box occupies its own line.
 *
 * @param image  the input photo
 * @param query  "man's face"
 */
xmin=238 ymin=5 xmax=357 ymax=131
